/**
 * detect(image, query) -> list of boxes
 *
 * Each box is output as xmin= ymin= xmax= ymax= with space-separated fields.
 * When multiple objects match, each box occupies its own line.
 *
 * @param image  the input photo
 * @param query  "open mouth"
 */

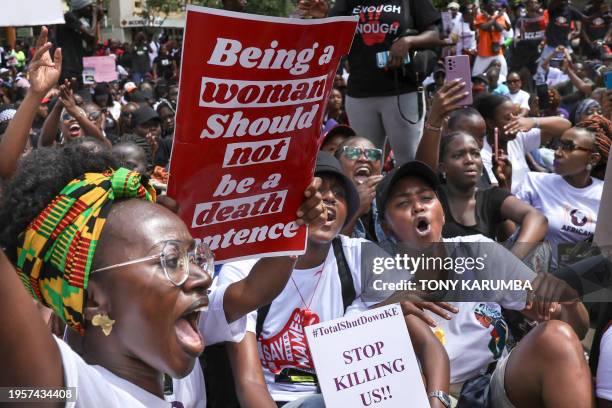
xmin=175 ymin=296 xmax=208 ymax=356
xmin=325 ymin=205 xmax=337 ymax=224
xmin=69 ymin=123 xmax=81 ymax=138
xmin=354 ymin=165 xmax=371 ymax=184
xmin=414 ymin=216 xmax=432 ymax=237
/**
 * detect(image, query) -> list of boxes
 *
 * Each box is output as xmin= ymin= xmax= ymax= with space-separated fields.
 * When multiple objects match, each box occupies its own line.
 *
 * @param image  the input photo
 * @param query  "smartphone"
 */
xmin=444 ymin=55 xmax=473 ymax=106
xmin=605 ymin=71 xmax=612 ymax=90
xmin=536 ymin=83 xmax=550 ymax=111
xmin=376 ymin=51 xmax=410 ymax=69
xmin=494 ymin=127 xmax=499 ymax=160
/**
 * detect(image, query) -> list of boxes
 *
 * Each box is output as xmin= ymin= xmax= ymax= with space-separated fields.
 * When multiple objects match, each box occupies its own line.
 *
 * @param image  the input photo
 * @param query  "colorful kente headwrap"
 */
xmin=15 ymin=168 xmax=156 ymax=335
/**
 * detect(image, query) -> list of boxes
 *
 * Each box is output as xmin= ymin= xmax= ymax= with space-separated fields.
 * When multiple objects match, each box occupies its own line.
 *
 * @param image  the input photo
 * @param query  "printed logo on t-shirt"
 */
xmin=554 ymin=16 xmax=569 ymax=27
xmin=474 ymin=304 xmax=508 ymax=360
xmin=561 ymin=205 xmax=595 ymax=237
xmin=591 ymin=17 xmax=605 ymax=28
xmin=352 ymin=4 xmax=401 ymax=45
xmin=258 ymin=308 xmax=320 ymax=374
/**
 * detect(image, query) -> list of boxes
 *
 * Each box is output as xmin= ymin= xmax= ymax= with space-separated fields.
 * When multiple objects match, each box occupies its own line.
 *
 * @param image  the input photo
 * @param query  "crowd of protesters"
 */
xmin=1 ymin=0 xmax=612 ymax=407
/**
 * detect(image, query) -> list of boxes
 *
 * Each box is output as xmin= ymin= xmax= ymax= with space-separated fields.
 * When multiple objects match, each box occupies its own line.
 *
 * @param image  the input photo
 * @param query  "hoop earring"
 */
xmin=92 ymin=314 xmax=115 ymax=336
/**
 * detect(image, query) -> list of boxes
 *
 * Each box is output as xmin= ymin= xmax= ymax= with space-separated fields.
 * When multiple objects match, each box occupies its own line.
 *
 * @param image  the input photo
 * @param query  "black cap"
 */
xmin=132 ymin=106 xmax=161 ymax=127
xmin=471 ymin=74 xmax=489 ymax=85
xmin=314 ymin=151 xmax=360 ymax=226
xmin=376 ymin=161 xmax=440 ymax=218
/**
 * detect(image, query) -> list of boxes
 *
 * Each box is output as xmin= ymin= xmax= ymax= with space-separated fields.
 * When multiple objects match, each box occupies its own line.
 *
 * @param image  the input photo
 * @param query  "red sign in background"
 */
xmin=167 ymin=6 xmax=357 ymax=263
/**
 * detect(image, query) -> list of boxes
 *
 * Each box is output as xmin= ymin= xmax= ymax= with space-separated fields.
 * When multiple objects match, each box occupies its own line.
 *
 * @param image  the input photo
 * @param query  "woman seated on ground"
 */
xmin=217 ymin=153 xmax=450 ymax=408
xmin=375 ymin=159 xmax=592 ymax=408
xmin=416 ymin=81 xmax=548 ymax=259
xmin=516 ymin=115 xmax=611 ymax=270
xmin=334 ymin=136 xmax=384 ymax=241
xmin=475 ymin=92 xmax=571 ymax=193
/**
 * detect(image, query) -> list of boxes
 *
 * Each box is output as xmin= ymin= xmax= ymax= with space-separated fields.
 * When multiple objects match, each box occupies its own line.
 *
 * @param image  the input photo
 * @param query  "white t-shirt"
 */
xmin=508 ymin=89 xmax=530 ymax=110
xmin=216 ymin=235 xmax=368 ymax=402
xmin=546 ymin=67 xmax=569 ymax=87
xmin=426 ymin=235 xmax=533 ymax=384
xmin=57 ymin=280 xmax=246 ymax=407
xmin=481 ymin=128 xmax=541 ymax=193
xmin=57 ymin=336 xmax=203 ymax=407
xmin=516 ymin=172 xmax=602 ymax=268
xmin=597 ymin=326 xmax=612 ymax=401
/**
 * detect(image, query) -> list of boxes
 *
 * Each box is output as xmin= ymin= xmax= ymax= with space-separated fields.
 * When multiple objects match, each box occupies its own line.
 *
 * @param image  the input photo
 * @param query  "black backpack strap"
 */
xmin=332 ymin=237 xmax=357 ymax=312
xmin=256 ymin=303 xmax=272 ymax=338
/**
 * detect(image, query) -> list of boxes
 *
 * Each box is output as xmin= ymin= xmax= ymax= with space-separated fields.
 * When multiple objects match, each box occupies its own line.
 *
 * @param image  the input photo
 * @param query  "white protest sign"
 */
xmin=0 ymin=0 xmax=64 ymax=27
xmin=305 ymin=304 xmax=429 ymax=408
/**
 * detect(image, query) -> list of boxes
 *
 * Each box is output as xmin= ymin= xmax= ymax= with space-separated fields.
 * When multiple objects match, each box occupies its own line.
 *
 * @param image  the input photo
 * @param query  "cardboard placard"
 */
xmin=167 ymin=6 xmax=357 ymax=262
xmin=305 ymin=304 xmax=430 ymax=408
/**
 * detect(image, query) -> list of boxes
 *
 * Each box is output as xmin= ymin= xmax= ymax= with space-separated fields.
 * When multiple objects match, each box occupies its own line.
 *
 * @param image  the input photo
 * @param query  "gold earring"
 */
xmin=91 ymin=314 xmax=115 ymax=336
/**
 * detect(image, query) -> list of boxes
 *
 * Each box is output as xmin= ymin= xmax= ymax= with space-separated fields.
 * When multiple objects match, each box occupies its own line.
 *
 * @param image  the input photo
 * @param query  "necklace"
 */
xmin=291 ymin=255 xmax=327 ymax=322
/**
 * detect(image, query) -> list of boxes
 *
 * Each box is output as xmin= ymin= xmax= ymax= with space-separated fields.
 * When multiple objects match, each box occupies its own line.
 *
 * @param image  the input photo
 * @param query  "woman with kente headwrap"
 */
xmin=0 ymin=31 xmax=327 ymax=407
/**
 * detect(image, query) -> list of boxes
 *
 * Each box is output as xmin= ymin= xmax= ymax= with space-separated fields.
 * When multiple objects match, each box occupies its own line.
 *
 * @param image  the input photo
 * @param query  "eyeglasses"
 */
xmin=88 ymin=111 xmax=102 ymax=121
xmin=554 ymin=139 xmax=593 ymax=153
xmin=341 ymin=146 xmax=383 ymax=162
xmin=92 ymin=240 xmax=214 ymax=286
xmin=62 ymin=113 xmax=76 ymax=121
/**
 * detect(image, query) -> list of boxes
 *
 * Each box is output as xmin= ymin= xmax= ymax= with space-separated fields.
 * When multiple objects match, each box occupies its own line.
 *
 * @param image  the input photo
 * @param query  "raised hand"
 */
xmin=296 ymin=0 xmax=329 ymax=18
xmin=429 ymin=79 xmax=468 ymax=126
xmin=296 ymin=177 xmax=326 ymax=226
xmin=356 ymin=175 xmax=383 ymax=216
xmin=503 ymin=116 xmax=535 ymax=136
xmin=28 ymin=26 xmax=62 ymax=97
xmin=492 ymin=148 xmax=512 ymax=189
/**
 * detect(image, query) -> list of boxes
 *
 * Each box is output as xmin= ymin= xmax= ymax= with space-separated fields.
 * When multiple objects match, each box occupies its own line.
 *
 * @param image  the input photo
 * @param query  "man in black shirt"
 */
xmin=52 ymin=0 xmax=101 ymax=87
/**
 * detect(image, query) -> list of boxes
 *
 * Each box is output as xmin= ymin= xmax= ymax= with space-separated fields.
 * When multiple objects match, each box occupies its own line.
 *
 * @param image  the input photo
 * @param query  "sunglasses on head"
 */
xmin=341 ymin=146 xmax=383 ymax=162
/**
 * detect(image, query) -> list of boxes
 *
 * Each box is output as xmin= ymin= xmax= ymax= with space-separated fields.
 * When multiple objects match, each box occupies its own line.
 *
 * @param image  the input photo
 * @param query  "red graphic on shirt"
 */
xmin=357 ymin=7 xmax=400 ymax=46
xmin=258 ymin=308 xmax=320 ymax=374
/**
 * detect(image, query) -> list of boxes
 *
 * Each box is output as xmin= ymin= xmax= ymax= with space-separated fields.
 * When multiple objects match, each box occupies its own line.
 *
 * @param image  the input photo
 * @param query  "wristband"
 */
xmin=425 ymin=122 xmax=443 ymax=132
xmin=533 ymin=118 xmax=540 ymax=129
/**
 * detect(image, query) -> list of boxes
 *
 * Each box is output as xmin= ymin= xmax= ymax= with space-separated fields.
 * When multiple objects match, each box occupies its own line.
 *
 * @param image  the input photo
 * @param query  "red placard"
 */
xmin=167 ymin=6 xmax=357 ymax=263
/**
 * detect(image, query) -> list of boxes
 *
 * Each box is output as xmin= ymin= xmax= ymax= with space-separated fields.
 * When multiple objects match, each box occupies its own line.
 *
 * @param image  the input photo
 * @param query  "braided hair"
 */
xmin=576 ymin=114 xmax=612 ymax=180
xmin=0 ymin=144 xmax=117 ymax=259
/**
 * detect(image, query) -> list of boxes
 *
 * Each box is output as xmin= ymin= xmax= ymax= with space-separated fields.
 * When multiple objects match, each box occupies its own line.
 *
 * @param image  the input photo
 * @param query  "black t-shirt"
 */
xmin=330 ymin=0 xmax=440 ymax=97
xmin=155 ymin=137 xmax=173 ymax=168
xmin=438 ymin=185 xmax=511 ymax=239
xmin=583 ymin=4 xmax=611 ymax=41
xmin=545 ymin=5 xmax=584 ymax=47
xmin=513 ymin=14 xmax=547 ymax=62
xmin=54 ymin=12 xmax=88 ymax=77
xmin=131 ymin=45 xmax=151 ymax=73
xmin=154 ymin=56 xmax=174 ymax=80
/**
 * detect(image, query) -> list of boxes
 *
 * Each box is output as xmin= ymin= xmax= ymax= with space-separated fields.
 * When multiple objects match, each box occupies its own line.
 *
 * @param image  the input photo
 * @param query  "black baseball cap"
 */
xmin=376 ymin=161 xmax=440 ymax=218
xmin=132 ymin=106 xmax=161 ymax=127
xmin=315 ymin=151 xmax=360 ymax=226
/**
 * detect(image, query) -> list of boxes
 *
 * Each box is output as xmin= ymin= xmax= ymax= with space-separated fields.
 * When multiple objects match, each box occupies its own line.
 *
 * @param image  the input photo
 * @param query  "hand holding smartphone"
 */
xmin=444 ymin=55 xmax=473 ymax=106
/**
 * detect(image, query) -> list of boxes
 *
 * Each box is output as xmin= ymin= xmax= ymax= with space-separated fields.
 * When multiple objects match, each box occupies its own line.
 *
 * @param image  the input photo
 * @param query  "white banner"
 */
xmin=305 ymin=304 xmax=430 ymax=408
xmin=0 ymin=0 xmax=64 ymax=27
